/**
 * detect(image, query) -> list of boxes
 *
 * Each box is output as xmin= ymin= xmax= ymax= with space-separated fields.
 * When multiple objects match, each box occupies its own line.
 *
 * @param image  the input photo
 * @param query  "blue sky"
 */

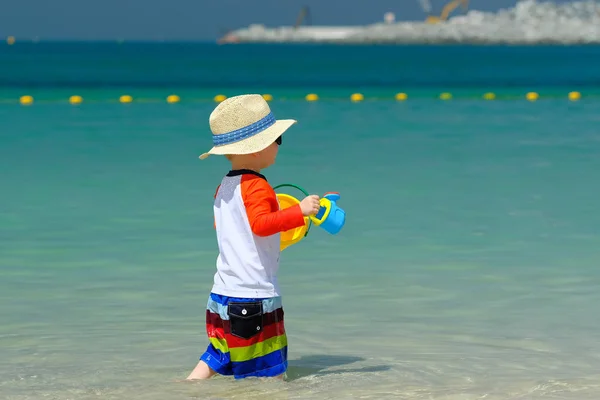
xmin=1 ymin=0 xmax=573 ymax=40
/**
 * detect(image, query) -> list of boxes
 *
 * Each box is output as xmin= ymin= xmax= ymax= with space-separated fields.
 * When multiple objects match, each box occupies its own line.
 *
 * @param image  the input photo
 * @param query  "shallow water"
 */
xmin=2 ymin=93 xmax=600 ymax=398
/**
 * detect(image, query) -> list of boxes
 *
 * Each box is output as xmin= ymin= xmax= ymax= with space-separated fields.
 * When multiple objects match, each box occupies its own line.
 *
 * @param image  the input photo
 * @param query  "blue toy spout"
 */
xmin=319 ymin=192 xmax=346 ymax=235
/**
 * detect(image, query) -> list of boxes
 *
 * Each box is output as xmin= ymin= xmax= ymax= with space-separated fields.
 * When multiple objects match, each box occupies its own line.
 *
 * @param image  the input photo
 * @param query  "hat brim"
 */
xmin=199 ymin=119 xmax=296 ymax=160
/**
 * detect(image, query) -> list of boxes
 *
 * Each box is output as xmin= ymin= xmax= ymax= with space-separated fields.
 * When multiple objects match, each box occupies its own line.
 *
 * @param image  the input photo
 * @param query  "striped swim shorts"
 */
xmin=200 ymin=293 xmax=288 ymax=379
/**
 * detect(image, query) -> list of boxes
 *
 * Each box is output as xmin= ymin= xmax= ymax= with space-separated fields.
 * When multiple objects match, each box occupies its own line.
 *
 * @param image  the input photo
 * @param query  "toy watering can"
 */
xmin=274 ymin=183 xmax=346 ymax=251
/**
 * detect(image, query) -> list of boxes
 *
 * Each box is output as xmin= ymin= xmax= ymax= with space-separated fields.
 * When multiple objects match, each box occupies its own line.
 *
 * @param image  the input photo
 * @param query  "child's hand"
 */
xmin=300 ymin=195 xmax=321 ymax=216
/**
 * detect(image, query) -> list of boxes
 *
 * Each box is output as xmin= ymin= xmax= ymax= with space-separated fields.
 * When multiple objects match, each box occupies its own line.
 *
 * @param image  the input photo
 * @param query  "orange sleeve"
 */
xmin=241 ymin=175 xmax=306 ymax=237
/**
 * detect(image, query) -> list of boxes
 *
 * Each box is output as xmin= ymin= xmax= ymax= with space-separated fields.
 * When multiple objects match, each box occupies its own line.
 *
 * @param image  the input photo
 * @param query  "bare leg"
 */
xmin=186 ymin=360 xmax=217 ymax=380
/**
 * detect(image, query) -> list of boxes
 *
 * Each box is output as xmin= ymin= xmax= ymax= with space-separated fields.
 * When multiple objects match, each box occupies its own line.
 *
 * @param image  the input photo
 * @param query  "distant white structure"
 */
xmin=218 ymin=1 xmax=600 ymax=45
xmin=236 ymin=24 xmax=363 ymax=42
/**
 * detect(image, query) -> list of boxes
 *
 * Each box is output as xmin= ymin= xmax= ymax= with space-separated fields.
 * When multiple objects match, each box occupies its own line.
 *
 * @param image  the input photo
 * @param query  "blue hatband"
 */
xmin=212 ymin=113 xmax=276 ymax=146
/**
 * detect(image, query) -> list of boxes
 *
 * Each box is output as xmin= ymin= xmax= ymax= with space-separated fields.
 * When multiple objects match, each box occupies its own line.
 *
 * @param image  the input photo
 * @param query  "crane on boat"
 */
xmin=294 ymin=6 xmax=312 ymax=28
xmin=425 ymin=0 xmax=470 ymax=23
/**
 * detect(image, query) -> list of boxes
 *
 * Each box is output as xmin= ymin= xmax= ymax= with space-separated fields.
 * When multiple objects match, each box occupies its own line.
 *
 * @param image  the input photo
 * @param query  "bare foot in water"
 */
xmin=184 ymin=360 xmax=217 ymax=381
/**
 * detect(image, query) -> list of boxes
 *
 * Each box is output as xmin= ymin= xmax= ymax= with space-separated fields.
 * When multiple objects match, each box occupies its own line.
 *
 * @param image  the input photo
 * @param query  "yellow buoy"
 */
xmin=483 ymin=92 xmax=496 ymax=100
xmin=19 ymin=95 xmax=33 ymax=105
xmin=119 ymin=95 xmax=133 ymax=104
xmin=568 ymin=91 xmax=581 ymax=101
xmin=262 ymin=94 xmax=273 ymax=102
xmin=526 ymin=92 xmax=539 ymax=102
xmin=69 ymin=95 xmax=83 ymax=105
xmin=439 ymin=92 xmax=452 ymax=100
xmin=350 ymin=93 xmax=364 ymax=102
xmin=166 ymin=94 xmax=180 ymax=104
xmin=395 ymin=93 xmax=408 ymax=101
xmin=305 ymin=93 xmax=319 ymax=102
xmin=7 ymin=36 xmax=15 ymax=45
xmin=214 ymin=94 xmax=227 ymax=103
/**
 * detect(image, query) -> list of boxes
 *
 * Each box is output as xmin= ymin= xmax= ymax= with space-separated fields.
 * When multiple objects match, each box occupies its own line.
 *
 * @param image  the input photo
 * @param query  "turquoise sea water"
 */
xmin=1 ymin=43 xmax=600 ymax=399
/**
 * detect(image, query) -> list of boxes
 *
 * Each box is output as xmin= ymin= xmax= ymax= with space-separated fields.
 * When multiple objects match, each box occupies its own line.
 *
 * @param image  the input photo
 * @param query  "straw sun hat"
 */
xmin=199 ymin=94 xmax=297 ymax=160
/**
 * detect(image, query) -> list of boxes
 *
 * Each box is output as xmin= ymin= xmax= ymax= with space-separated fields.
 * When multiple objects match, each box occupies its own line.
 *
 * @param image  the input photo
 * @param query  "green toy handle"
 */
xmin=273 ymin=183 xmax=309 ymax=196
xmin=273 ymin=183 xmax=313 ymax=236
